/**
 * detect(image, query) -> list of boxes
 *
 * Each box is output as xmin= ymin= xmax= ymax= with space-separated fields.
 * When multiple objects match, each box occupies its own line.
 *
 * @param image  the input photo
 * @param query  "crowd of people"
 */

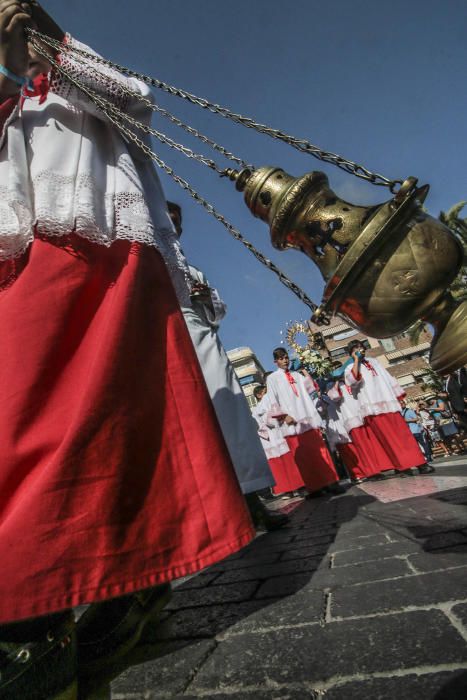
xmin=0 ymin=4 xmax=465 ymax=699
xmin=251 ymin=342 xmax=457 ymax=499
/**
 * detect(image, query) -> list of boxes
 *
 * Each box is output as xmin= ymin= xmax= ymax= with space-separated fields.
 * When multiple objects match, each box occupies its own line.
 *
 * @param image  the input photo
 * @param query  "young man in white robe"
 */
xmin=253 ymin=384 xmax=306 ymax=496
xmin=325 ymin=378 xmax=389 ymax=482
xmin=344 ymin=340 xmax=435 ymax=476
xmin=167 ymin=203 xmax=287 ymax=529
xmin=266 ymin=348 xmax=343 ymax=495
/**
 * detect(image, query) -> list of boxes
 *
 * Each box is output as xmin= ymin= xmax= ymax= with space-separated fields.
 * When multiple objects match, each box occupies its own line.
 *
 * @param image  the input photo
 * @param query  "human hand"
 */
xmin=21 ymin=1 xmax=64 ymax=43
xmin=284 ymin=415 xmax=297 ymax=426
xmin=0 ymin=0 xmax=33 ymax=93
xmin=190 ymin=282 xmax=212 ymax=303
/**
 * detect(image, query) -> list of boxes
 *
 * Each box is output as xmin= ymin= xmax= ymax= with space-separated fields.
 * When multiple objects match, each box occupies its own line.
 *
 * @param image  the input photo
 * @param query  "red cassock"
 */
xmin=366 ymin=413 xmax=426 ymax=471
xmin=343 ymin=424 xmax=394 ymax=478
xmin=268 ymin=452 xmax=305 ymax=494
xmin=286 ymin=430 xmax=339 ymax=493
xmin=0 ymin=234 xmax=254 ymax=624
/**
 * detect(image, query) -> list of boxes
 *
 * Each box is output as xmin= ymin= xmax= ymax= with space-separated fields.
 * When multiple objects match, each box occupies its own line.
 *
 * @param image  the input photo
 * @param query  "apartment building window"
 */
xmin=379 ymin=338 xmax=396 ymax=352
xmin=239 ymin=375 xmax=256 ymax=386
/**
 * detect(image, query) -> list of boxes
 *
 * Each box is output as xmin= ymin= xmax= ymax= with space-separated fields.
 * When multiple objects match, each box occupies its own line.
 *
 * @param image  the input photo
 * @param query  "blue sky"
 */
xmin=46 ymin=0 xmax=467 ymax=370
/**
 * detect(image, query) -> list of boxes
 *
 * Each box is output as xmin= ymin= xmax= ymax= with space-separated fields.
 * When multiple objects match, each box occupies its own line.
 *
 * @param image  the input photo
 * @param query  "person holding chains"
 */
xmin=344 ymin=340 xmax=435 ymax=476
xmin=0 ymin=3 xmax=254 ymax=698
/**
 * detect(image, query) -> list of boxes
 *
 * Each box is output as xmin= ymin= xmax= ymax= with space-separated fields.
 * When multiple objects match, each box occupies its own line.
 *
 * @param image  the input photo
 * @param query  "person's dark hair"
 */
xmin=167 ymin=201 xmax=182 ymax=221
xmin=347 ymin=339 xmax=363 ymax=355
xmin=273 ymin=347 xmax=288 ymax=360
xmin=253 ymin=384 xmax=266 ymax=399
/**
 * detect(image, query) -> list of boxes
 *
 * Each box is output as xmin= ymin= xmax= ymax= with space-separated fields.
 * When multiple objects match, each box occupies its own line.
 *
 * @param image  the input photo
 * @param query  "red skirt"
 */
xmin=347 ymin=424 xmax=394 ymax=477
xmin=286 ymin=430 xmax=339 ymax=493
xmin=337 ymin=442 xmax=373 ymax=480
xmin=366 ymin=413 xmax=426 ymax=471
xmin=0 ymin=234 xmax=254 ymax=624
xmin=269 ymin=453 xmax=304 ymax=494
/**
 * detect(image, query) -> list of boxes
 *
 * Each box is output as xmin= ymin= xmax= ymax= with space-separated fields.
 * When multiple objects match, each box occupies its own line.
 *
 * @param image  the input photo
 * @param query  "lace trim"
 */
xmin=359 ymin=401 xmax=402 ymax=418
xmin=264 ymin=442 xmax=290 ymax=459
xmin=50 ymin=35 xmax=130 ymax=113
xmin=0 ymin=175 xmax=191 ymax=306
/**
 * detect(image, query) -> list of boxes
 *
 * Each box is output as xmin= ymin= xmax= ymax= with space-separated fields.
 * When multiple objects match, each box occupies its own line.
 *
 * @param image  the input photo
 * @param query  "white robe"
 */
xmin=345 ymin=357 xmax=404 ymax=418
xmin=0 ymin=36 xmax=190 ymax=306
xmin=266 ymin=369 xmax=324 ymax=436
xmin=183 ymin=265 xmax=274 ymax=494
xmin=327 ymin=381 xmax=365 ymax=434
xmin=252 ymin=393 xmax=290 ymax=459
xmin=322 ymin=391 xmax=351 ymax=452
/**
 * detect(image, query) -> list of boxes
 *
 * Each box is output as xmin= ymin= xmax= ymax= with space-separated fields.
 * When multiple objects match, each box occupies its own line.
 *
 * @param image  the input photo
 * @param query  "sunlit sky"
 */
xmin=46 ymin=0 xmax=467 ymax=370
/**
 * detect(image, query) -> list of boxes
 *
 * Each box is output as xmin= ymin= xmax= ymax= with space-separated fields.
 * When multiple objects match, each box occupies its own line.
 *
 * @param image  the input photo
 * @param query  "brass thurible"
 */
xmin=228 ymin=166 xmax=466 ymax=374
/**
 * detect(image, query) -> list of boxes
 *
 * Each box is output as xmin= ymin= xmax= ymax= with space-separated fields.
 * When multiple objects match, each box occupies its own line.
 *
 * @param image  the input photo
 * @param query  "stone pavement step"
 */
xmin=110 ymin=459 xmax=467 ymax=699
xmin=187 ymin=610 xmax=467 ymax=691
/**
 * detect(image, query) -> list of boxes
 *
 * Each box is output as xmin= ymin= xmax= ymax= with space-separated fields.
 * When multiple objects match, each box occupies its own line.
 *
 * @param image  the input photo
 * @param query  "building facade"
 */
xmin=227 ymin=324 xmax=438 ymax=409
xmin=308 ymin=317 xmax=435 ymax=404
xmin=226 ymin=346 xmax=266 ymax=408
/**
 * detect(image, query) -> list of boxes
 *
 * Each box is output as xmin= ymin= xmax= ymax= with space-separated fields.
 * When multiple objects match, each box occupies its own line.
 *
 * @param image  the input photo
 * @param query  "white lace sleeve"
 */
xmin=49 ymin=35 xmax=154 ymax=153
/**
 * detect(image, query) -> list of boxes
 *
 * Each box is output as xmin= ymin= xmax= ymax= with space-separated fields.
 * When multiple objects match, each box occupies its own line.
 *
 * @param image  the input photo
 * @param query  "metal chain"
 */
xmin=28 ymin=30 xmax=249 ymax=171
xmin=28 ymin=29 xmax=402 ymax=191
xmin=30 ymin=38 xmax=322 ymax=315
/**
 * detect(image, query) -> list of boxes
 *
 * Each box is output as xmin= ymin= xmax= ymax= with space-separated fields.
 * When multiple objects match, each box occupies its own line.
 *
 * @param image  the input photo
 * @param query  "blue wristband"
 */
xmin=0 ymin=64 xmax=34 ymax=92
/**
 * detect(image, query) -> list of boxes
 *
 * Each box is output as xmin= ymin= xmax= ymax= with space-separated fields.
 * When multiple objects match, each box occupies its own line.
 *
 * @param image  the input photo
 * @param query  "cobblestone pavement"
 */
xmin=102 ymin=457 xmax=467 ymax=699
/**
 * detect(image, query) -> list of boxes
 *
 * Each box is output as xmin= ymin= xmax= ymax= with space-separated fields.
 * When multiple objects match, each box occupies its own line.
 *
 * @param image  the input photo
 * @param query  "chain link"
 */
xmin=28 ymin=30 xmax=249 ymax=171
xmin=28 ymin=29 xmax=402 ymax=191
xmin=30 ymin=37 xmax=322 ymax=315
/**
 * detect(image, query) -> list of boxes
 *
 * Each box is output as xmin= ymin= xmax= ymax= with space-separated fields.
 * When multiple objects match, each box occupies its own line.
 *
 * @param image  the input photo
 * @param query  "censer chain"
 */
xmin=30 ymin=39 xmax=323 ymax=318
xmin=29 ymin=30 xmax=249 ymax=172
xmin=28 ymin=29 xmax=403 ymax=192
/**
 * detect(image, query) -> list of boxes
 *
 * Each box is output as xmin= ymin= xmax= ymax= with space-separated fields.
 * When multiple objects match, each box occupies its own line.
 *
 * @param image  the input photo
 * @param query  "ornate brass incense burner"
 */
xmin=31 ymin=30 xmax=465 ymax=374
xmin=228 ymin=167 xmax=466 ymax=374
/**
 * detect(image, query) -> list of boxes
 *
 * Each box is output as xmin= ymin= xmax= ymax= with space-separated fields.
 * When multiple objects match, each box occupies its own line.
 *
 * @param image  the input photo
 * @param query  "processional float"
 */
xmin=28 ymin=30 xmax=466 ymax=375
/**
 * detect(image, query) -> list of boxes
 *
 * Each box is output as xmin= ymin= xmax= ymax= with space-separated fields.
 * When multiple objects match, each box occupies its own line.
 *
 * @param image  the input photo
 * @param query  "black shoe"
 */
xmin=418 ymin=464 xmax=436 ymax=474
xmin=77 ymin=584 xmax=171 ymax=673
xmin=351 ymin=477 xmax=366 ymax=484
xmin=0 ymin=613 xmax=76 ymax=700
xmin=399 ymin=469 xmax=414 ymax=478
xmin=306 ymin=488 xmax=326 ymax=498
xmin=258 ymin=512 xmax=290 ymax=531
xmin=327 ymin=483 xmax=347 ymax=494
xmin=369 ymin=473 xmax=388 ymax=481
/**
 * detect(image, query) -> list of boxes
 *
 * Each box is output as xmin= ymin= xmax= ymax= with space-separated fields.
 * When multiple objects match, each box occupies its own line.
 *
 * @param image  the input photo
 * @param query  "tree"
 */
xmin=420 ymin=365 xmax=444 ymax=394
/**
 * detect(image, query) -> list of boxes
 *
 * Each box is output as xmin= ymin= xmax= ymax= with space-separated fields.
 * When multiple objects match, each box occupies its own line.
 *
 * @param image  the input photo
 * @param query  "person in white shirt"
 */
xmin=253 ymin=384 xmax=306 ymax=496
xmin=344 ymin=340 xmax=434 ymax=476
xmin=167 ymin=203 xmax=287 ymax=531
xmin=325 ymin=378 xmax=389 ymax=483
xmin=0 ymin=9 xmax=253 ymax=697
xmin=266 ymin=348 xmax=343 ymax=495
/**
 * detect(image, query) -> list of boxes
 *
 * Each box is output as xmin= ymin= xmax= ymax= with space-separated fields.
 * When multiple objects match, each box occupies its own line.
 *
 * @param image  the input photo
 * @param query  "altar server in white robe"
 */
xmin=266 ymin=348 xmax=342 ymax=495
xmin=344 ymin=340 xmax=434 ymax=476
xmin=252 ymin=384 xmax=306 ymax=495
xmin=326 ymin=378 xmax=388 ymax=482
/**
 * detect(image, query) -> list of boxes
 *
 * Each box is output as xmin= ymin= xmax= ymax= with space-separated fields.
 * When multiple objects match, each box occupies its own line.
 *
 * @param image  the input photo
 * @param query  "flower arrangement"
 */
xmin=296 ymin=348 xmax=334 ymax=378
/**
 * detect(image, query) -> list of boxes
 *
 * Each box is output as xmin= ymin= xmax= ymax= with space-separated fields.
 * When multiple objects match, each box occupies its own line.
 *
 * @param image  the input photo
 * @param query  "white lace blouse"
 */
xmin=0 ymin=35 xmax=190 ymax=304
